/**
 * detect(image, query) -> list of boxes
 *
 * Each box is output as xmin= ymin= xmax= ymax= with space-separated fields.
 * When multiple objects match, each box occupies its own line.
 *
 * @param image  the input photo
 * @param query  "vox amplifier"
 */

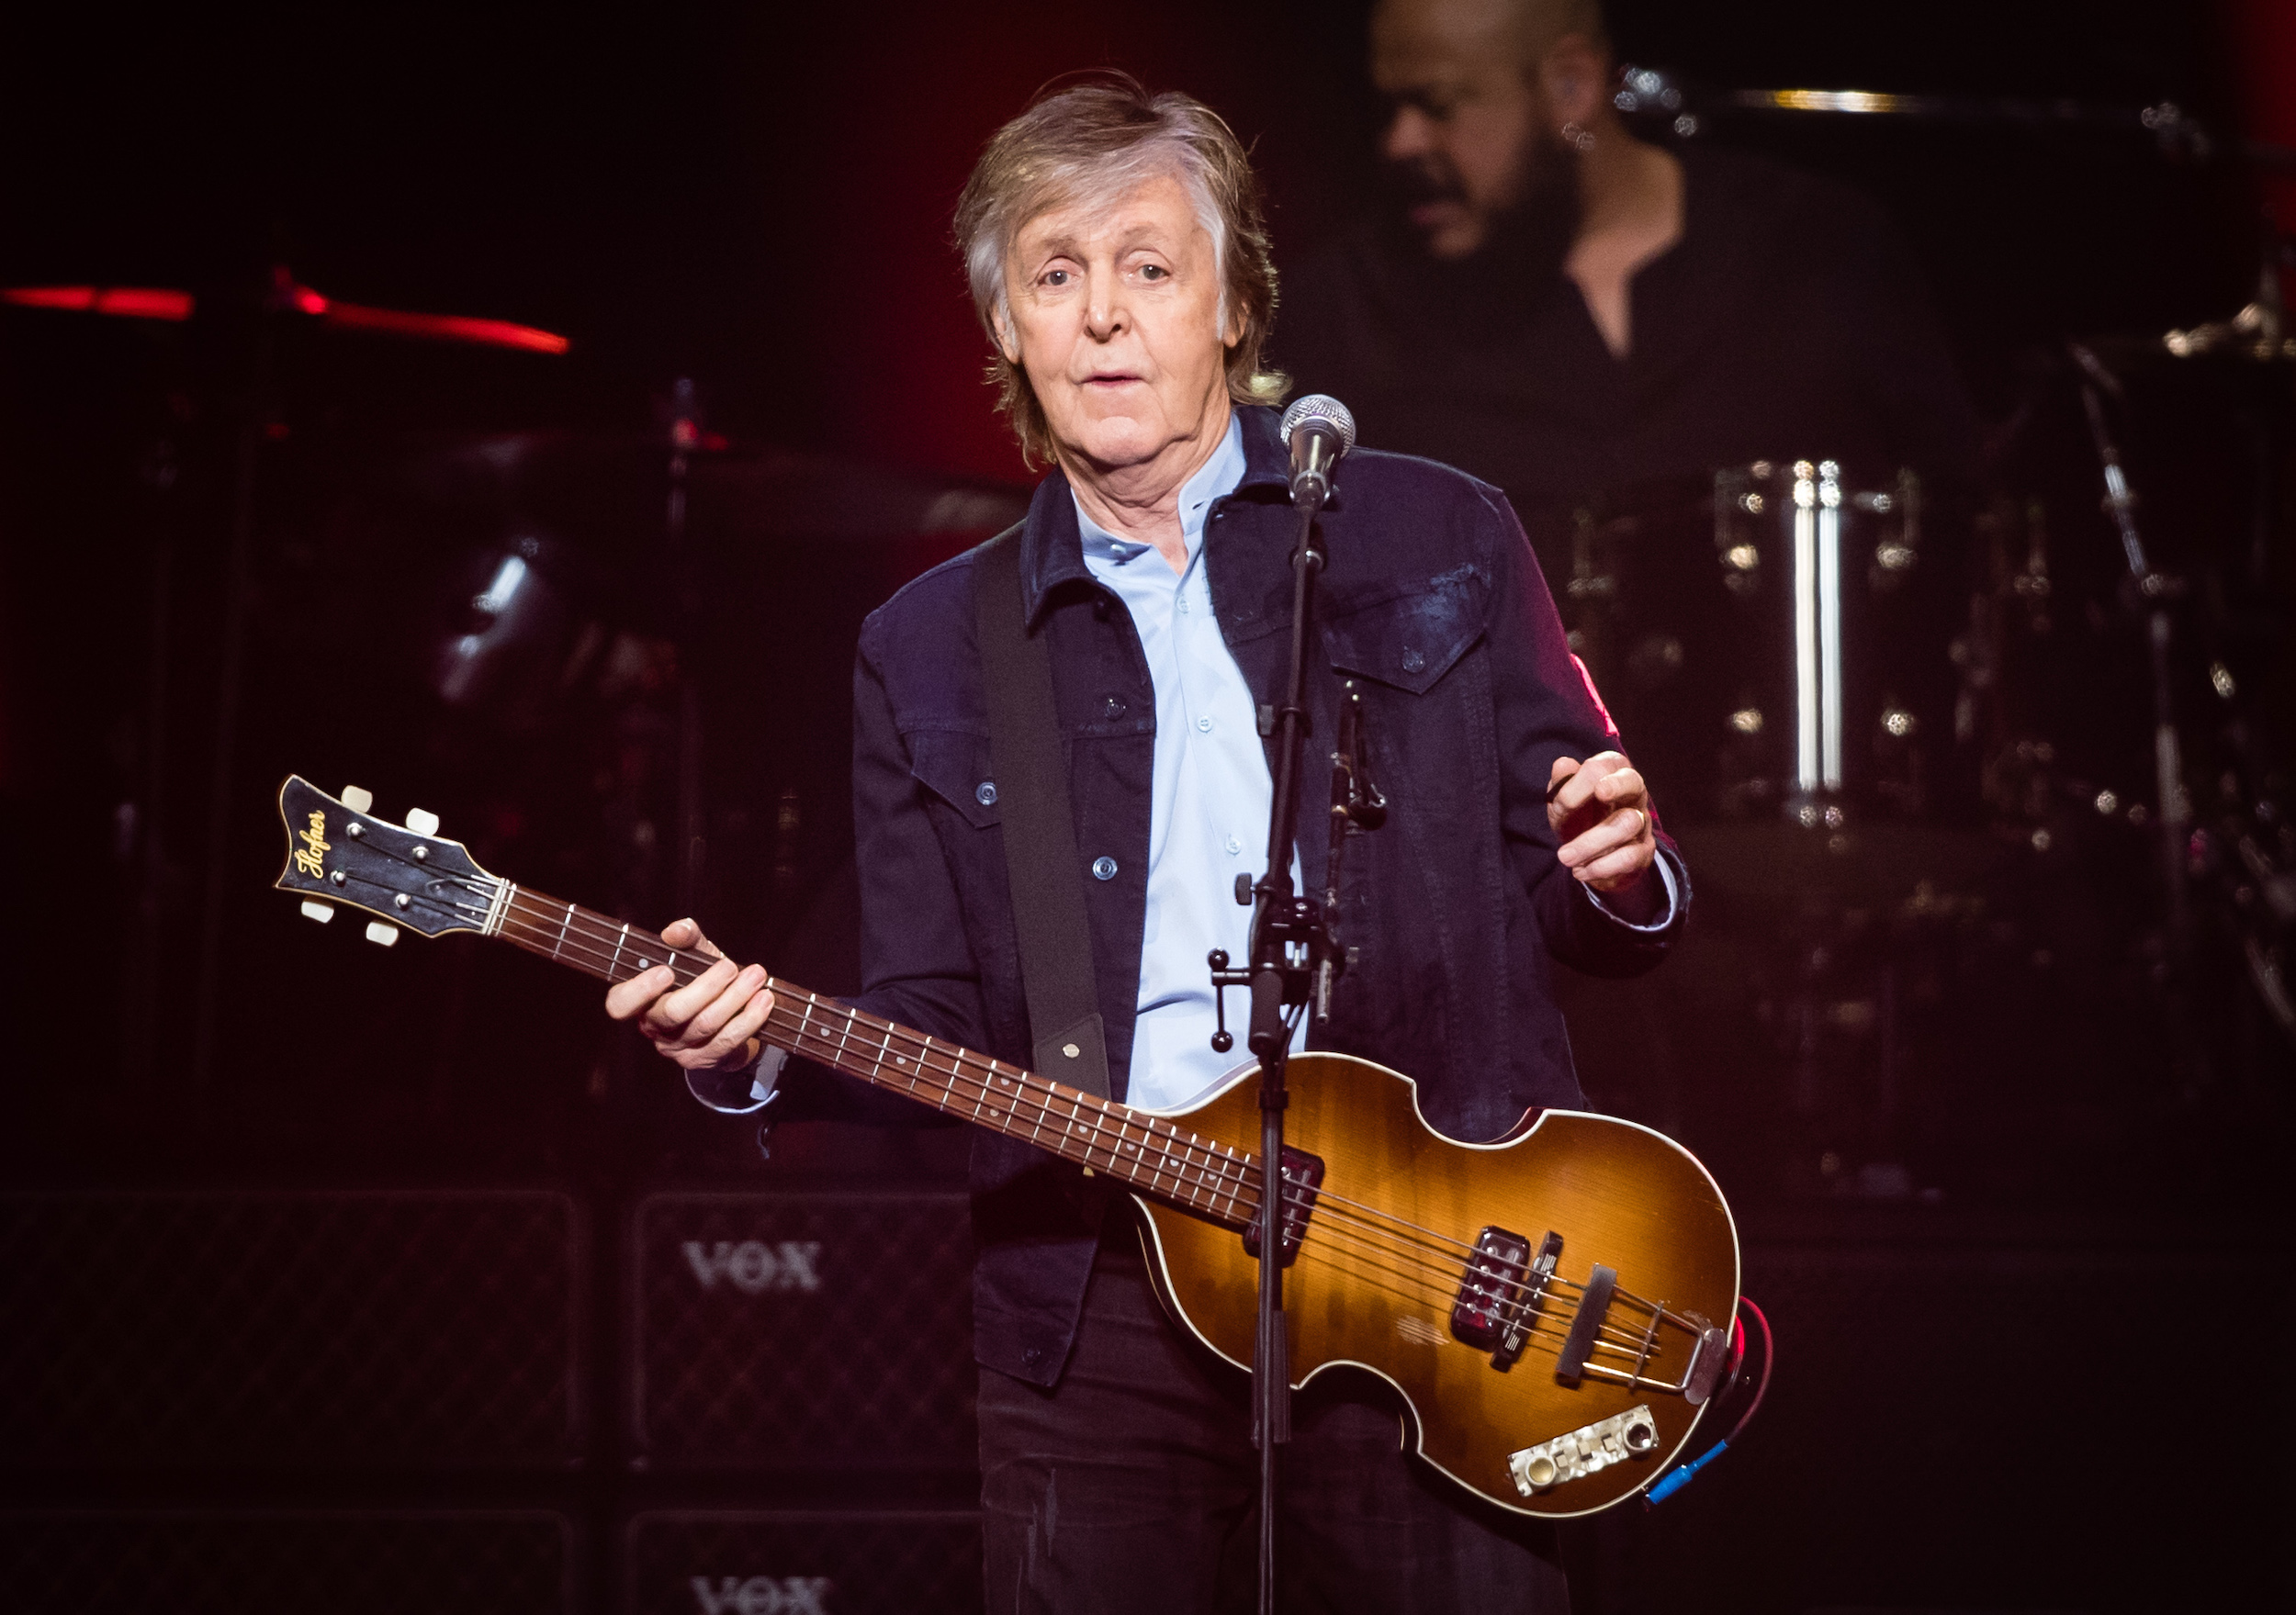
xmin=625 ymin=1510 xmax=980 ymax=1615
xmin=0 ymin=1509 xmax=571 ymax=1615
xmin=0 ymin=1192 xmax=582 ymax=1468
xmin=629 ymin=1193 xmax=973 ymax=1467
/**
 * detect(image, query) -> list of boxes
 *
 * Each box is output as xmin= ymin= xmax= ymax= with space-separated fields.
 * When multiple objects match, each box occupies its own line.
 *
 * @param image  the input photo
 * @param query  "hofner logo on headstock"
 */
xmin=291 ymin=811 xmax=331 ymax=879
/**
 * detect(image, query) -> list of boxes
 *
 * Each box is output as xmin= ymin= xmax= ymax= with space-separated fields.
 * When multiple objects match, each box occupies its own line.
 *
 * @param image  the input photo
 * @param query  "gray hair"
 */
xmin=953 ymin=75 xmax=1285 ymax=465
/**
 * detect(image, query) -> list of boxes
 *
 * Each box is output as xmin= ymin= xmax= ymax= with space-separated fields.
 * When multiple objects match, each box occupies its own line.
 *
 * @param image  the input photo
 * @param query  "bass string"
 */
xmin=357 ymin=855 xmax=1515 ymax=1311
xmin=1279 ymin=1171 xmax=1693 ymax=1336
xmin=760 ymin=984 xmax=1666 ymax=1355
xmin=489 ymin=892 xmax=1639 ymax=1346
xmin=482 ymin=882 xmax=1653 ymax=1344
xmin=1312 ymin=1217 xmax=1666 ymax=1358
xmin=1280 ymin=1211 xmax=1660 ymax=1363
xmin=495 ymin=894 xmax=1269 ymax=1207
xmin=484 ymin=892 xmax=1264 ymax=1217
xmin=747 ymin=992 xmax=1658 ymax=1347
xmin=349 ymin=858 xmax=1479 ymax=1303
xmin=759 ymin=1016 xmax=1255 ymax=1219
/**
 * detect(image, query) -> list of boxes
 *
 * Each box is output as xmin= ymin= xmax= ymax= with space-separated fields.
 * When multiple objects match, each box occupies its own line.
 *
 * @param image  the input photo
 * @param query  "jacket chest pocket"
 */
xmin=1321 ymin=566 xmax=1488 ymax=694
xmin=908 ymin=730 xmax=1001 ymax=828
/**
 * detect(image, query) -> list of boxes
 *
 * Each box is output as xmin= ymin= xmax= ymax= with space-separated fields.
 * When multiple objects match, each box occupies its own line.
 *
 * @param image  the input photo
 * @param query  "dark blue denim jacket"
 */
xmin=775 ymin=404 xmax=1689 ymax=1387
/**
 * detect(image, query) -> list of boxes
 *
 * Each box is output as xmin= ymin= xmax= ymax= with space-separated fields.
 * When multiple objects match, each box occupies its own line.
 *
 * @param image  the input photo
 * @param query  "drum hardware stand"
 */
xmin=1206 ymin=478 xmax=1381 ymax=1615
xmin=2069 ymin=343 xmax=2191 ymax=956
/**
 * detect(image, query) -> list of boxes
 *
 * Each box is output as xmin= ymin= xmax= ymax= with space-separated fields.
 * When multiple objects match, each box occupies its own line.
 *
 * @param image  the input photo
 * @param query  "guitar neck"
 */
xmin=489 ymin=883 xmax=1258 ymax=1228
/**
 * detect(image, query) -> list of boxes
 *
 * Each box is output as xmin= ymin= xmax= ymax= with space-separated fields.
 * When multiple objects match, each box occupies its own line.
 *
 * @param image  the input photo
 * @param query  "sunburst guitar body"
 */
xmin=1136 ymin=1055 xmax=1739 ymax=1516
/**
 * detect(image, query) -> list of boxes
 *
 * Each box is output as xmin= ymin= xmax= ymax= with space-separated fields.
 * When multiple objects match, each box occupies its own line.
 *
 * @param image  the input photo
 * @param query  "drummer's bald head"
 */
xmin=1371 ymin=0 xmax=1608 ymax=75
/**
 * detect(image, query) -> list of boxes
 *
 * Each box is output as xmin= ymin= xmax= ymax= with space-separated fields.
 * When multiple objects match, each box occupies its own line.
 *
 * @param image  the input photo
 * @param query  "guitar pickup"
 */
xmin=1240 ymin=1147 xmax=1323 ymax=1266
xmin=1453 ymin=1228 xmax=1560 ymax=1369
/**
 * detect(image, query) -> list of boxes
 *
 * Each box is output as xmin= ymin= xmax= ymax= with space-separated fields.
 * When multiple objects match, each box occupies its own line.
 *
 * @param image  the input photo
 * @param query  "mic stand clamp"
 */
xmin=1204 ymin=494 xmax=1383 ymax=1615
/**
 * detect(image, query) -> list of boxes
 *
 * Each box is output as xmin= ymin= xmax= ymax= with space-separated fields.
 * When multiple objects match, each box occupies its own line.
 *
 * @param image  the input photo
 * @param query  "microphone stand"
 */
xmin=1207 ymin=475 xmax=1379 ymax=1615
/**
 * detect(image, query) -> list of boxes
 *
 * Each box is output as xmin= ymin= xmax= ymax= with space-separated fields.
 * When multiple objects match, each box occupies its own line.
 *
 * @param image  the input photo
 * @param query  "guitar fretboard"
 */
xmin=488 ymin=883 xmax=1262 ymax=1226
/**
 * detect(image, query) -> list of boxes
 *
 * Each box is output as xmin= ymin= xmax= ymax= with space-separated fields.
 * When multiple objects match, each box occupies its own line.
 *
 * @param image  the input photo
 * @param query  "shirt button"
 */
xmin=1102 ymin=697 xmax=1126 ymax=719
xmin=1401 ymin=648 xmax=1426 ymax=673
xmin=1091 ymin=856 xmax=1119 ymax=880
xmin=1196 ymin=716 xmax=1213 ymax=733
xmin=1225 ymin=836 xmax=1242 ymax=855
xmin=975 ymin=781 xmax=997 ymax=806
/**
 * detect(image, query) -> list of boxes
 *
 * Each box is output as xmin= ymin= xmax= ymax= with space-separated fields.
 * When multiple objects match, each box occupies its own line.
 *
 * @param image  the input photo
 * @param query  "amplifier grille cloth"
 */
xmin=634 ymin=1192 xmax=974 ymax=1465
xmin=0 ymin=1510 xmax=571 ymax=1615
xmin=0 ymin=1192 xmax=580 ymax=1467
xmin=626 ymin=1510 xmax=981 ymax=1615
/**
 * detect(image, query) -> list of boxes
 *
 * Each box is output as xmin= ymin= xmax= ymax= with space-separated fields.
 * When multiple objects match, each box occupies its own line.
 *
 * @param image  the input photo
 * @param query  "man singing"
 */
xmin=607 ymin=76 xmax=1685 ymax=1612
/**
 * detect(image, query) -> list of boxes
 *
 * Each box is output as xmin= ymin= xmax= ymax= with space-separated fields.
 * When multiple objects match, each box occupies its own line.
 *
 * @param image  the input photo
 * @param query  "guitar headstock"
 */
xmin=274 ymin=775 xmax=501 ymax=946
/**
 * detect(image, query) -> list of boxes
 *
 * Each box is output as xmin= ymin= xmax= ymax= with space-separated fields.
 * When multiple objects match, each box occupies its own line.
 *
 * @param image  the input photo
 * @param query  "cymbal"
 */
xmin=2074 ymin=301 xmax=2296 ymax=381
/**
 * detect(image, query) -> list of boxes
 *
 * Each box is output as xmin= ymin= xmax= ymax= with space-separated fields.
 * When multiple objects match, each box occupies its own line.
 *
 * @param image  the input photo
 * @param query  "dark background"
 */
xmin=2 ymin=3 xmax=2292 ymax=1611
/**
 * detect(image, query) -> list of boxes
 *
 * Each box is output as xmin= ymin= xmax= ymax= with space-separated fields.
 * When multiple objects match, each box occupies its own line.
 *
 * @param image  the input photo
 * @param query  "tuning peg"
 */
xmin=342 ymin=786 xmax=374 ymax=813
xmin=364 ymin=921 xmax=399 ymax=947
xmin=404 ymin=808 xmax=440 ymax=836
xmin=299 ymin=901 xmax=335 ymax=924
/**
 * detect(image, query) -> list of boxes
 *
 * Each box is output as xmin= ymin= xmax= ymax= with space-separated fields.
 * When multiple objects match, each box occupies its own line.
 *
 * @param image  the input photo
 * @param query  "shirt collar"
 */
xmin=1018 ymin=404 xmax=1291 ymax=625
xmin=1072 ymin=412 xmax=1248 ymax=571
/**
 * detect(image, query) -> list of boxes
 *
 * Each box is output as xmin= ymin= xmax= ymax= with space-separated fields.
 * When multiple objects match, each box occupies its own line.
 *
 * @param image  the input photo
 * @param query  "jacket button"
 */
xmin=975 ymin=782 xmax=997 ymax=806
xmin=1102 ymin=697 xmax=1125 ymax=719
xmin=1092 ymin=857 xmax=1119 ymax=880
xmin=1401 ymin=648 xmax=1426 ymax=673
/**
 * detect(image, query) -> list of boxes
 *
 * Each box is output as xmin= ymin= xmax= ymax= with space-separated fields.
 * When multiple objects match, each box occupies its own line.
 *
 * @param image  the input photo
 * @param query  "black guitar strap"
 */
xmin=974 ymin=526 xmax=1113 ymax=1101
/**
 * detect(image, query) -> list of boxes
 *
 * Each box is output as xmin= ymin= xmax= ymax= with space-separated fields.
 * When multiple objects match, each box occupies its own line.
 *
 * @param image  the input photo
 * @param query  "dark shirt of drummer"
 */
xmin=1274 ymin=141 xmax=1985 ymax=527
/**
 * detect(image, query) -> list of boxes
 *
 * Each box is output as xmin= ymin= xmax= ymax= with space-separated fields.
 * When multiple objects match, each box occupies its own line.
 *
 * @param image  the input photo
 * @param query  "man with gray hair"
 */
xmin=609 ymin=74 xmax=1685 ymax=1611
xmin=1280 ymin=0 xmax=1979 ymax=525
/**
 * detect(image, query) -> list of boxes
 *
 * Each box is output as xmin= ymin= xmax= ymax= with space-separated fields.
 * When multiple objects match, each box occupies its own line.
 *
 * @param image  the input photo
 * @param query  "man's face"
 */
xmin=1372 ymin=0 xmax=1559 ymax=259
xmin=996 ymin=172 xmax=1237 ymax=476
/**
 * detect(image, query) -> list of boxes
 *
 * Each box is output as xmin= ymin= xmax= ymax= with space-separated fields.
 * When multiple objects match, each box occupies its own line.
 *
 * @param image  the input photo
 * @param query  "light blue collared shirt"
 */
xmin=1075 ymin=414 xmax=1302 ymax=1113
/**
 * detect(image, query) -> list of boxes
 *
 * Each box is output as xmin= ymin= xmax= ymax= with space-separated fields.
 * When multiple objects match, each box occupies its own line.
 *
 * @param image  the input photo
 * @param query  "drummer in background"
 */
xmin=1276 ymin=0 xmax=1984 ymax=530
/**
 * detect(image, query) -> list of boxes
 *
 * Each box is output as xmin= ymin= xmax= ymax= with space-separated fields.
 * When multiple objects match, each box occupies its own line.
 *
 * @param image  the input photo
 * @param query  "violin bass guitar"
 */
xmin=272 ymin=774 xmax=1741 ymax=1518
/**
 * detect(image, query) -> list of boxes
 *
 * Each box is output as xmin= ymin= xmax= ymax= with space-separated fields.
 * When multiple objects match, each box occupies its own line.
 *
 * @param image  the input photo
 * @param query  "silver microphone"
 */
xmin=1279 ymin=394 xmax=1356 ymax=510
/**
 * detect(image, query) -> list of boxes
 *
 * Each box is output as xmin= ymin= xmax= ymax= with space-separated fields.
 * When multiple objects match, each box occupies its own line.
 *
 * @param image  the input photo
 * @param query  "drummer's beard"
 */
xmin=1379 ymin=126 xmax=1584 ymax=329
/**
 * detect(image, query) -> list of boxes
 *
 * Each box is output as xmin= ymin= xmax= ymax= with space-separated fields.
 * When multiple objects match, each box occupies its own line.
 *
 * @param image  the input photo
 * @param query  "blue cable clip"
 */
xmin=1645 ymin=1438 xmax=1728 ymax=1506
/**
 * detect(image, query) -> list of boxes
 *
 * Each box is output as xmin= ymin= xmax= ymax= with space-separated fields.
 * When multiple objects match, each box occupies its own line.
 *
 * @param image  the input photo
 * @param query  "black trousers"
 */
xmin=977 ymin=1218 xmax=1572 ymax=1614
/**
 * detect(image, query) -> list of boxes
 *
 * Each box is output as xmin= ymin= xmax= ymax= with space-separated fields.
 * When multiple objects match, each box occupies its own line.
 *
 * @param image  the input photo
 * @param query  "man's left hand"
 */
xmin=1548 ymin=751 xmax=1662 ymax=921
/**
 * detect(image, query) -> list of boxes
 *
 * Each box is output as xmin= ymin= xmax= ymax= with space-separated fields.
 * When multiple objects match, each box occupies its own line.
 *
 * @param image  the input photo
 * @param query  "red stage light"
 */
xmin=3 ymin=281 xmax=567 ymax=353
xmin=302 ymin=292 xmax=570 ymax=353
xmin=2 ymin=286 xmax=195 ymax=320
